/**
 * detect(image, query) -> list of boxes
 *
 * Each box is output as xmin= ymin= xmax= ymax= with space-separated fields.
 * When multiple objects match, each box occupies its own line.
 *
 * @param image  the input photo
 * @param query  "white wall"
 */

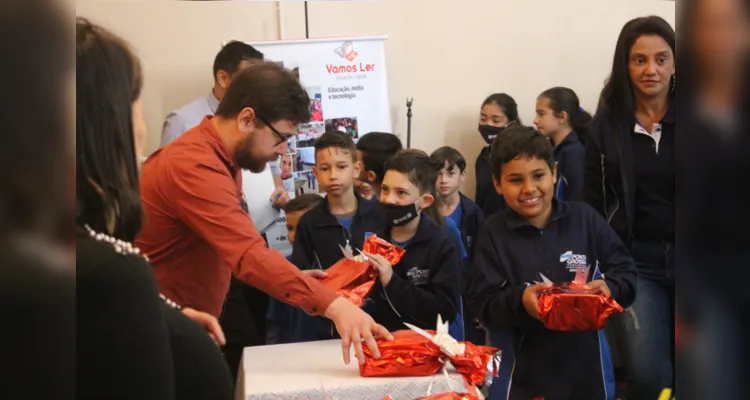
xmin=77 ymin=0 xmax=675 ymax=197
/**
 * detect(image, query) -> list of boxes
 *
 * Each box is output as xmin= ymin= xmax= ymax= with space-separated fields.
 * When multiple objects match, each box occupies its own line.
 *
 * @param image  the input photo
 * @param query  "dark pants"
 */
xmin=463 ymin=307 xmax=487 ymax=346
xmin=220 ymin=277 xmax=269 ymax=386
xmin=487 ymin=330 xmax=515 ymax=400
xmin=611 ymin=239 xmax=675 ymax=399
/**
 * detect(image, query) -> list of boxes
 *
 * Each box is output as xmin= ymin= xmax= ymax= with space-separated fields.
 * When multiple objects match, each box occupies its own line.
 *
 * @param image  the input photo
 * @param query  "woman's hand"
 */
xmin=182 ymin=307 xmax=226 ymax=346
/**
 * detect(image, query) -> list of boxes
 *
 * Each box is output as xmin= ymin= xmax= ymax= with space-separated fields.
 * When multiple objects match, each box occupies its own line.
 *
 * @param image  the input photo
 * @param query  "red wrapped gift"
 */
xmin=363 ymin=234 xmax=405 ymax=265
xmin=538 ymin=281 xmax=623 ymax=331
xmin=319 ymin=258 xmax=377 ymax=307
xmin=319 ymin=235 xmax=405 ymax=307
xmin=384 ymin=392 xmax=480 ymax=400
xmin=360 ymin=329 xmax=498 ymax=387
xmin=416 ymin=393 xmax=480 ymax=400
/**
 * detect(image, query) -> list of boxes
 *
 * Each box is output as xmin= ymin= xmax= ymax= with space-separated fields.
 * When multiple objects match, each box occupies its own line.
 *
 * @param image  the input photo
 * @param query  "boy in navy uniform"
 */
xmin=430 ymin=146 xmax=484 ymax=265
xmin=356 ymin=134 xmax=468 ymax=265
xmin=430 ymin=146 xmax=485 ymax=345
xmin=354 ymin=132 xmax=403 ymax=200
xmin=469 ymin=126 xmax=636 ymax=400
xmin=266 ymin=193 xmax=324 ymax=344
xmin=291 ymin=131 xmax=385 ymax=340
xmin=363 ymin=150 xmax=462 ymax=335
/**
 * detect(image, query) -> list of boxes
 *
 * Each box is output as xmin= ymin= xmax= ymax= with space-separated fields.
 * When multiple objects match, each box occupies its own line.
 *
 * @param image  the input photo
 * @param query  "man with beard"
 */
xmin=158 ymin=40 xmax=290 ymax=382
xmin=136 ymin=62 xmax=392 ymax=382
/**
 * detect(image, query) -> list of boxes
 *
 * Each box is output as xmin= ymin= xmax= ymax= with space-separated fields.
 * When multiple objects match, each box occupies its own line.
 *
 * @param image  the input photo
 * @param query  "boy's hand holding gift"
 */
xmin=319 ymin=235 xmax=405 ymax=307
xmin=363 ymin=253 xmax=393 ymax=286
xmin=361 ymin=234 xmax=405 ymax=286
xmin=528 ymin=264 xmax=623 ymax=331
xmin=522 ymin=282 xmax=553 ymax=321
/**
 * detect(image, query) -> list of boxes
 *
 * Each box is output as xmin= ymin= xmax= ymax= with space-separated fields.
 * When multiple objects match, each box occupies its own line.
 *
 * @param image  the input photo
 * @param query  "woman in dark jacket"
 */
xmin=76 ymin=19 xmax=232 ymax=399
xmin=474 ymin=93 xmax=520 ymax=218
xmin=583 ymin=16 xmax=676 ymax=400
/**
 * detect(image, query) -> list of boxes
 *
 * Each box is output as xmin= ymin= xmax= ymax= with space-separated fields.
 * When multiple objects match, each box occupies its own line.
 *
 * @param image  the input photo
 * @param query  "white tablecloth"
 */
xmin=236 ymin=339 xmax=467 ymax=400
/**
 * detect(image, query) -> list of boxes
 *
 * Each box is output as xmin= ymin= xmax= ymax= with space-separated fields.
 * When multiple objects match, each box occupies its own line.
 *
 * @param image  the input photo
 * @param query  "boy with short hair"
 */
xmin=469 ymin=126 xmax=636 ymax=399
xmin=355 ymin=135 xmax=467 ymax=262
xmin=291 ymin=131 xmax=386 ymax=341
xmin=266 ymin=193 xmax=324 ymax=344
xmin=430 ymin=146 xmax=484 ymax=265
xmin=363 ymin=149 xmax=461 ymax=334
xmin=354 ymin=132 xmax=403 ymax=200
xmin=430 ymin=146 xmax=485 ymax=345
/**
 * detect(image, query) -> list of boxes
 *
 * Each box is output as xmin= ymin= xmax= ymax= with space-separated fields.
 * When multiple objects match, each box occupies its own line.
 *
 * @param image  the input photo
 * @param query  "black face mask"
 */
xmin=382 ymin=202 xmax=420 ymax=226
xmin=478 ymin=124 xmax=508 ymax=145
xmin=479 ymin=121 xmax=518 ymax=145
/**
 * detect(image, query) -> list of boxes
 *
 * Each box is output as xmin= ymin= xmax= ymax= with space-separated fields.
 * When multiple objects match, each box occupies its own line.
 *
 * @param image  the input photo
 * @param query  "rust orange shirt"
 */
xmin=136 ymin=117 xmax=337 ymax=317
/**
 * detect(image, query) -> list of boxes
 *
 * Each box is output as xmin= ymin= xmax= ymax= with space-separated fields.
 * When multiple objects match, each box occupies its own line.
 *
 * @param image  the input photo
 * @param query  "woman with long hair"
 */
xmin=1 ymin=0 xmax=74 ymax=397
xmin=76 ymin=19 xmax=232 ymax=399
xmin=533 ymin=87 xmax=592 ymax=201
xmin=583 ymin=16 xmax=675 ymax=399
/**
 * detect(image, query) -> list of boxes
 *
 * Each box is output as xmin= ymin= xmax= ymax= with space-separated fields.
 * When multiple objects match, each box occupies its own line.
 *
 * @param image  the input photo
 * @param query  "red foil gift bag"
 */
xmin=363 ymin=234 xmax=405 ymax=265
xmin=319 ymin=258 xmax=377 ymax=307
xmin=537 ymin=281 xmax=623 ymax=331
xmin=319 ymin=235 xmax=405 ymax=307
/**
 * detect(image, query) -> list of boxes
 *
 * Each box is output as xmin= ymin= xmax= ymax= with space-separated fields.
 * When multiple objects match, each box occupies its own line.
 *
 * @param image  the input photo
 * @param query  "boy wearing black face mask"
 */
xmin=290 ymin=131 xmax=386 ymax=340
xmin=363 ymin=149 xmax=461 ymax=334
xmin=475 ymin=93 xmax=521 ymax=218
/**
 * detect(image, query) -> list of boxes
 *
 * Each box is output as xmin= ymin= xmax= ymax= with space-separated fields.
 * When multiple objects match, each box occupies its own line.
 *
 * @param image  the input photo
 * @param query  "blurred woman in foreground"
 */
xmin=0 ymin=0 xmax=74 ymax=397
xmin=76 ymin=18 xmax=233 ymax=399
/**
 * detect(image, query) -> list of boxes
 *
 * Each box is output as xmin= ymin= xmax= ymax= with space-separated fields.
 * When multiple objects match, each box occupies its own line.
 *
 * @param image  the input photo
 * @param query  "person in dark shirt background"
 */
xmin=354 ymin=131 xmax=403 ymax=200
xmin=475 ymin=93 xmax=520 ymax=218
xmin=0 ymin=1 xmax=74 ymax=398
xmin=266 ymin=193 xmax=324 ymax=344
xmin=533 ymin=87 xmax=591 ymax=201
xmin=584 ymin=16 xmax=676 ymax=400
xmin=430 ymin=146 xmax=486 ymax=345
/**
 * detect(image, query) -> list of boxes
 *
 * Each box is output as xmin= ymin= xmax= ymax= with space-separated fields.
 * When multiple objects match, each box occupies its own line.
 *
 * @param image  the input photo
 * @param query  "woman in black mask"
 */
xmin=475 ymin=93 xmax=521 ymax=217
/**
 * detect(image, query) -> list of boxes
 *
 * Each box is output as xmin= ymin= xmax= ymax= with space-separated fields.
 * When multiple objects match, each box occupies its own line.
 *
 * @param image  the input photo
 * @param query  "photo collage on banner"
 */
xmin=250 ymin=37 xmax=391 ymax=255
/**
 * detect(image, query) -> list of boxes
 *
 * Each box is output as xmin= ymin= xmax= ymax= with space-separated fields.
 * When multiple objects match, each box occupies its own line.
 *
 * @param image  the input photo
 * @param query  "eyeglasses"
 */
xmin=256 ymin=115 xmax=296 ymax=147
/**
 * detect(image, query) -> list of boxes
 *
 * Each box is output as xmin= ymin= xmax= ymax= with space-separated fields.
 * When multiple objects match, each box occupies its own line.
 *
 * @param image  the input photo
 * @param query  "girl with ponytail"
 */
xmin=533 ymin=87 xmax=591 ymax=201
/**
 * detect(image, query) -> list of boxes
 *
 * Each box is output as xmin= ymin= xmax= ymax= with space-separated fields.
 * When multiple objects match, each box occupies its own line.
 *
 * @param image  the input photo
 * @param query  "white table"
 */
xmin=236 ymin=339 xmax=467 ymax=400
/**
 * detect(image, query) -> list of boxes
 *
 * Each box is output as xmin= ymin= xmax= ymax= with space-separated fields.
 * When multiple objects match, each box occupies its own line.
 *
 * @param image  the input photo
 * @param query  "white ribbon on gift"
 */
xmin=404 ymin=315 xmax=464 ymax=359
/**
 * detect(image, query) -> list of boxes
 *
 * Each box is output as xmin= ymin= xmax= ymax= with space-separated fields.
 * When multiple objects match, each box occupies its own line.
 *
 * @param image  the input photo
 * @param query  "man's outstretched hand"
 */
xmin=324 ymin=297 xmax=393 ymax=365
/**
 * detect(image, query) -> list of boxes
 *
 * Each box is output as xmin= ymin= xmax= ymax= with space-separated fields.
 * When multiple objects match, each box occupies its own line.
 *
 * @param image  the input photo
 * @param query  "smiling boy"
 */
xmin=469 ymin=126 xmax=637 ymax=399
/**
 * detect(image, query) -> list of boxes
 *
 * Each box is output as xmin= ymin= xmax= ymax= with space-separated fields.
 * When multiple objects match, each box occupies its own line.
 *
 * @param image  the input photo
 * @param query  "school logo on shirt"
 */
xmin=559 ymin=250 xmax=587 ymax=273
xmin=407 ymin=266 xmax=429 ymax=285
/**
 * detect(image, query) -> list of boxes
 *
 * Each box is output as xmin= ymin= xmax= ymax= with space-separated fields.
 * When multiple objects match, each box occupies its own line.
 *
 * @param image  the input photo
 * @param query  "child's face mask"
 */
xmin=382 ymin=196 xmax=426 ymax=226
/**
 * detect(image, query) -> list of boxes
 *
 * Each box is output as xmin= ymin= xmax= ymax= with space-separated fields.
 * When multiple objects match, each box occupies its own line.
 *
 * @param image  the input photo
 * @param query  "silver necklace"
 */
xmin=82 ymin=224 xmax=181 ymax=310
